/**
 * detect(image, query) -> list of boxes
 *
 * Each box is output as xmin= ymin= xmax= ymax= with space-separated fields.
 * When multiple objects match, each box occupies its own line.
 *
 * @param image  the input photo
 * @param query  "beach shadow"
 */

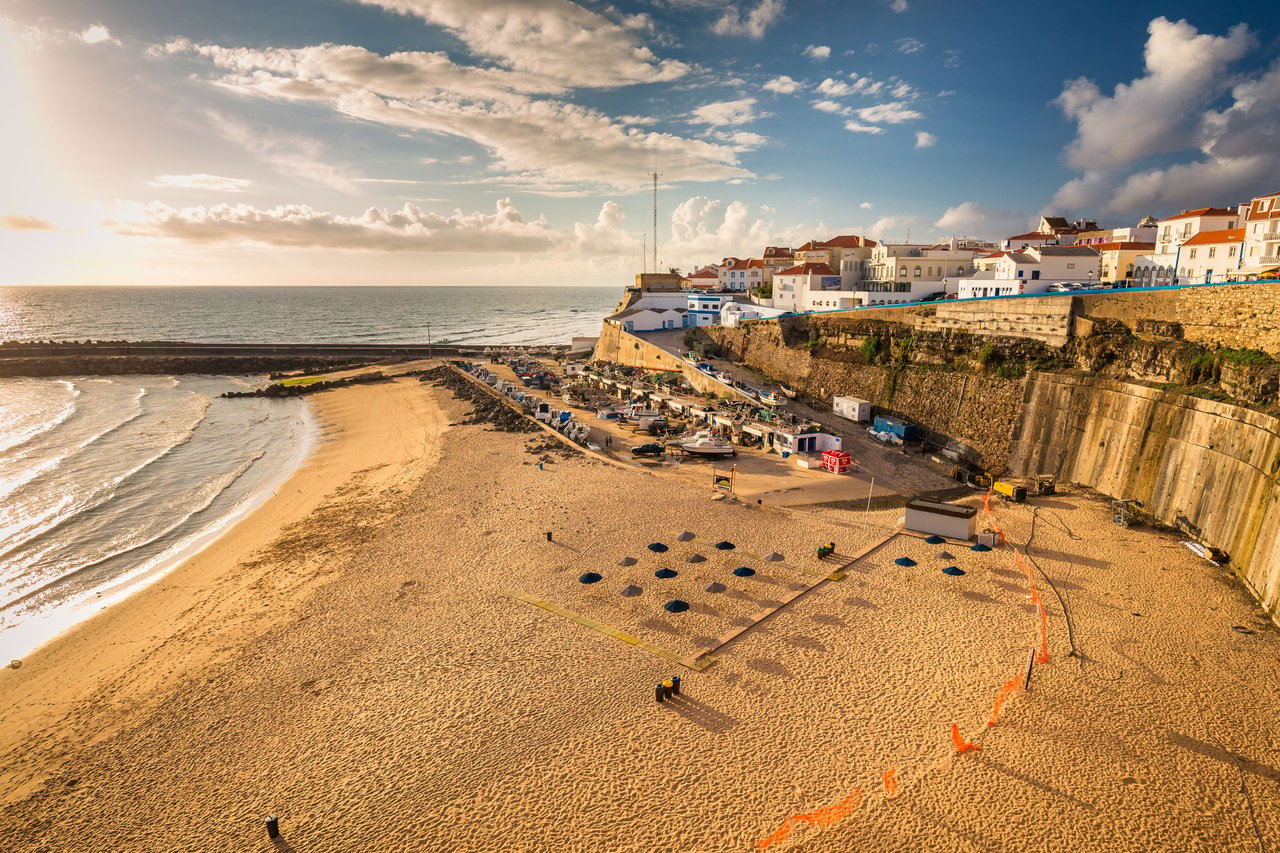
xmin=982 ymin=756 xmax=1098 ymax=812
xmin=990 ymin=568 xmax=1024 ymax=581
xmin=992 ymin=580 xmax=1026 ymax=596
xmin=748 ymin=658 xmax=794 ymax=679
xmin=638 ymin=617 xmax=683 ymax=637
xmin=691 ymin=635 xmax=719 ymax=648
xmin=844 ymin=597 xmax=879 ymax=610
xmin=1026 ymin=547 xmax=1110 ymax=570
xmin=662 ymin=695 xmax=739 ymax=733
xmin=810 ymin=613 xmax=847 ymax=627
xmin=784 ymin=581 xmax=809 ymax=592
xmin=899 ymin=799 xmax=1002 ymax=851
xmin=690 ymin=603 xmax=720 ymax=618
xmin=960 ymin=590 xmax=1000 ymax=605
xmin=547 ymin=541 xmax=582 ymax=553
xmin=785 ymin=635 xmax=827 ymax=652
xmin=1166 ymin=731 xmax=1280 ymax=782
xmin=729 ymin=617 xmax=756 ymax=628
xmin=1112 ymin=639 xmax=1168 ymax=686
xmin=754 ymin=598 xmax=785 ymax=610
xmin=1032 ymin=499 xmax=1078 ymax=510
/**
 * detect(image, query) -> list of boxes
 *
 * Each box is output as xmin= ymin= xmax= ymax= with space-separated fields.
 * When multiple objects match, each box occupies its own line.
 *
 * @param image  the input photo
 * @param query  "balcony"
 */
xmin=1261 ymin=256 xmax=1280 ymax=267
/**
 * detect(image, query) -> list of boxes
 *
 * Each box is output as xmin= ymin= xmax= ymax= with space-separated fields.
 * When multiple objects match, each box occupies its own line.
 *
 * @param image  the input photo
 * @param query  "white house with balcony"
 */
xmin=718 ymin=257 xmax=763 ymax=292
xmin=771 ymin=262 xmax=845 ymax=312
xmin=1137 ymin=207 xmax=1243 ymax=286
xmin=955 ymin=246 xmax=1100 ymax=299
xmin=1178 ymin=228 xmax=1246 ymax=283
xmin=720 ymin=301 xmax=790 ymax=327
xmin=1242 ymin=190 xmax=1280 ymax=277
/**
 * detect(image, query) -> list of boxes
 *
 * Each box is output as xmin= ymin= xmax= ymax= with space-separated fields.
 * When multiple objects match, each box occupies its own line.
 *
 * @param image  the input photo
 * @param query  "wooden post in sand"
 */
xmin=545 ymin=531 xmax=552 ymax=542
xmin=266 ymin=816 xmax=280 ymax=839
xmin=655 ymin=683 xmax=665 ymax=703
xmin=1024 ymin=647 xmax=1035 ymax=691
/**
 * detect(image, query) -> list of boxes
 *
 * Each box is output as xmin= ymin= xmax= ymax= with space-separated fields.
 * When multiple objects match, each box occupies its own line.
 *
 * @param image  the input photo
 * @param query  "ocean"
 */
xmin=0 ymin=285 xmax=620 ymax=346
xmin=0 ymin=285 xmax=619 ymax=659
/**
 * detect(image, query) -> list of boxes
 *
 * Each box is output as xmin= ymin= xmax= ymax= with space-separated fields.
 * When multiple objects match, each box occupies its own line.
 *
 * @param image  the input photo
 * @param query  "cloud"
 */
xmin=712 ymin=130 xmax=767 ymax=148
xmin=204 ymin=111 xmax=359 ymax=192
xmin=859 ymin=202 xmax=873 ymax=210
xmin=113 ymin=197 xmax=565 ymax=253
xmin=896 ymin=37 xmax=925 ymax=54
xmin=690 ymin=97 xmax=759 ymax=126
xmin=665 ymin=196 xmax=800 ymax=263
xmin=943 ymin=50 xmax=961 ymax=68
xmin=79 ymin=24 xmax=119 ymax=46
xmin=914 ymin=130 xmax=935 ymax=148
xmin=812 ymin=100 xmax=852 ymax=116
xmin=816 ymin=77 xmax=854 ymax=97
xmin=1049 ymin=17 xmax=1279 ymax=217
xmin=160 ymin=40 xmax=752 ymax=192
xmin=148 ymin=174 xmax=254 ymax=193
xmin=889 ymin=0 xmax=908 ymax=11
xmin=352 ymin=0 xmax=688 ymax=89
xmin=572 ymin=200 xmax=639 ymax=256
xmin=1055 ymin=17 xmax=1253 ymax=171
xmin=855 ymin=102 xmax=921 ymax=123
xmin=1 ymin=214 xmax=56 ymax=231
xmin=865 ymin=216 xmax=909 ymax=239
xmin=762 ymin=75 xmax=800 ymax=94
xmin=934 ymin=202 xmax=1028 ymax=237
xmin=802 ymin=44 xmax=831 ymax=61
xmin=711 ymin=0 xmax=786 ymax=40
xmin=843 ymin=121 xmax=884 ymax=135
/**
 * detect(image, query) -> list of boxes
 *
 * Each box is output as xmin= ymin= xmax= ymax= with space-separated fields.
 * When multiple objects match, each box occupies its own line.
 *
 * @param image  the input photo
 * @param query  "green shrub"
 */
xmin=858 ymin=335 xmax=879 ymax=362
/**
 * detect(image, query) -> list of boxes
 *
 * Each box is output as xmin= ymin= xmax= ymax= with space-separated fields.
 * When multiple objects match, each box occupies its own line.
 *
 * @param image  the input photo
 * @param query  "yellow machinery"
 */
xmin=993 ymin=480 xmax=1028 ymax=502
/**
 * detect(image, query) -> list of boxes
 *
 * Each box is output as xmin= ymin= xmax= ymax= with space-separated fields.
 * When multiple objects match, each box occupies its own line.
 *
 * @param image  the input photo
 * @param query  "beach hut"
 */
xmin=904 ymin=498 xmax=977 ymax=541
xmin=821 ymin=449 xmax=853 ymax=474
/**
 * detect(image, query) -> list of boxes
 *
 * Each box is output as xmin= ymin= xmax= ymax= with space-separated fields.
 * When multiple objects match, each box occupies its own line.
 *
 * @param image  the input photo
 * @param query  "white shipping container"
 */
xmin=833 ymin=396 xmax=872 ymax=423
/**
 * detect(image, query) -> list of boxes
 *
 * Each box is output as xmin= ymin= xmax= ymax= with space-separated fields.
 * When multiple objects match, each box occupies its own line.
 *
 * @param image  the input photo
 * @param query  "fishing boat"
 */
xmin=757 ymin=388 xmax=779 ymax=405
xmin=676 ymin=430 xmax=737 ymax=459
xmin=780 ymin=384 xmax=798 ymax=399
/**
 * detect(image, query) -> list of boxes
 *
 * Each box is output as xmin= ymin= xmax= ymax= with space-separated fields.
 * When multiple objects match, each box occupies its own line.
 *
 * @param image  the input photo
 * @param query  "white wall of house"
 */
xmin=1181 ymin=238 xmax=1245 ymax=284
xmin=772 ymin=271 xmax=843 ymax=312
xmin=1155 ymin=211 xmax=1239 ymax=254
xmin=1242 ymin=192 xmax=1280 ymax=275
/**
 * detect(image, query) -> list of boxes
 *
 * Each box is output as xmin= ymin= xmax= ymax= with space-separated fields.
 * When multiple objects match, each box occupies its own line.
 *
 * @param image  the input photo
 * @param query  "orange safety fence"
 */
xmin=754 ymin=788 xmax=863 ymax=849
xmin=986 ymin=677 xmax=1020 ymax=727
xmin=882 ymin=767 xmax=898 ymax=795
xmin=951 ymin=723 xmax=981 ymax=754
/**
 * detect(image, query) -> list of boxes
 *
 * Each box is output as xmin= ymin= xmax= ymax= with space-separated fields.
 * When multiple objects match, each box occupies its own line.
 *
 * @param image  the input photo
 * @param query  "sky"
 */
xmin=1 ymin=0 xmax=1279 ymax=286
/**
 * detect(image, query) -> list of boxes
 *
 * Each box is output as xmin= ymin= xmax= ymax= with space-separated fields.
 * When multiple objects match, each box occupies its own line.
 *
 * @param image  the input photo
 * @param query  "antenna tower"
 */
xmin=648 ymin=162 xmax=662 ymax=273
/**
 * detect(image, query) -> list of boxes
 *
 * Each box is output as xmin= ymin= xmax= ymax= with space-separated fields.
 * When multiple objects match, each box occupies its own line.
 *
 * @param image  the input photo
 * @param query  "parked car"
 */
xmin=1046 ymin=283 xmax=1073 ymax=293
xmin=919 ymin=291 xmax=947 ymax=302
xmin=631 ymin=443 xmax=665 ymax=457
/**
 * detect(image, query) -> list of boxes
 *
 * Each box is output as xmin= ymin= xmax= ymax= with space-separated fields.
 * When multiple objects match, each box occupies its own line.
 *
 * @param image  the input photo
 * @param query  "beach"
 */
xmin=1 ymin=373 xmax=1278 ymax=851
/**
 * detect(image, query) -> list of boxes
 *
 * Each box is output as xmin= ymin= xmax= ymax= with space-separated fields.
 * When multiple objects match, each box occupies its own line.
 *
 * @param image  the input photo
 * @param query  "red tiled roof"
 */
xmin=777 ymin=262 xmax=837 ymax=276
xmin=689 ymin=269 xmax=718 ymax=278
xmin=1158 ymin=207 xmax=1235 ymax=222
xmin=1093 ymin=241 xmax=1156 ymax=251
xmin=820 ymin=234 xmax=878 ymax=248
xmin=1005 ymin=232 xmax=1057 ymax=241
xmin=979 ymin=251 xmax=1009 ymax=259
xmin=1182 ymin=228 xmax=1245 ymax=246
xmin=747 ymin=259 xmax=764 ymax=268
xmin=763 ymin=246 xmax=793 ymax=257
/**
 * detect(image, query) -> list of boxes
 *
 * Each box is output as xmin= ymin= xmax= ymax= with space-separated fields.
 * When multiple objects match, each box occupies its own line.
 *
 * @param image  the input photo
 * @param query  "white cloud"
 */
xmin=865 ymin=216 xmax=909 ymax=239
xmin=79 ymin=24 xmax=119 ymax=46
xmin=1055 ymin=17 xmax=1253 ymax=170
xmin=859 ymin=202 xmax=873 ymax=210
xmin=711 ymin=0 xmax=786 ymax=40
xmin=352 ymin=0 xmax=688 ymax=89
xmin=690 ymin=97 xmax=760 ymax=126
xmin=149 ymin=174 xmax=254 ymax=193
xmin=816 ymin=77 xmax=855 ymax=97
xmin=1 ymin=214 xmax=56 ymax=231
xmin=943 ymin=50 xmax=961 ymax=68
xmin=856 ymin=102 xmax=922 ymax=123
xmin=762 ymin=75 xmax=801 ymax=94
xmin=113 ymin=197 xmax=564 ymax=253
xmin=572 ymin=200 xmax=638 ymax=256
xmin=160 ymin=40 xmax=752 ymax=192
xmin=889 ymin=0 xmax=908 ymax=11
xmin=712 ymin=130 xmax=767 ymax=148
xmin=802 ymin=44 xmax=831 ymax=61
xmin=843 ymin=121 xmax=884 ymax=134
xmin=896 ymin=37 xmax=925 ymax=54
xmin=934 ymin=202 xmax=1027 ymax=238
xmin=812 ymin=100 xmax=852 ymax=116
xmin=914 ymin=130 xmax=935 ymax=148
xmin=204 ymin=111 xmax=360 ymax=193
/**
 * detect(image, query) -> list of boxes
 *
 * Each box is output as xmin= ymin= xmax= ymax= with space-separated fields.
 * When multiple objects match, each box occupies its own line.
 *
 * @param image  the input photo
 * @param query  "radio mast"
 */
xmin=648 ymin=162 xmax=662 ymax=273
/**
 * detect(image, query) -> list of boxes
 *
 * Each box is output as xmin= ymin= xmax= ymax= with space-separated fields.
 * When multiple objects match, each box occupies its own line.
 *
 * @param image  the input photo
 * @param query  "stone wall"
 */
xmin=1010 ymin=372 xmax=1280 ymax=617
xmin=1075 ymin=282 xmax=1280 ymax=355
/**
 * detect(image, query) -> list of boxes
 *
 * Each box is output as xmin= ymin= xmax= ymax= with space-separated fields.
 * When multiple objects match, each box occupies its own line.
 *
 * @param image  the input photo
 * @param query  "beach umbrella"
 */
xmin=924 ymin=535 xmax=946 ymax=544
xmin=942 ymin=566 xmax=966 ymax=576
xmin=764 ymin=552 xmax=784 ymax=562
xmin=714 ymin=540 xmax=736 ymax=551
xmin=686 ymin=554 xmax=706 ymax=563
xmin=655 ymin=568 xmax=678 ymax=579
xmin=617 ymin=556 xmax=638 ymax=567
xmin=676 ymin=531 xmax=696 ymax=542
xmin=894 ymin=557 xmax=917 ymax=567
xmin=971 ymin=543 xmax=992 ymax=552
xmin=579 ymin=572 xmax=603 ymax=584
xmin=733 ymin=567 xmax=756 ymax=577
xmin=664 ymin=600 xmax=690 ymax=613
xmin=620 ymin=585 xmax=642 ymax=597
xmin=705 ymin=582 xmax=727 ymax=593
xmin=647 ymin=543 xmax=669 ymax=553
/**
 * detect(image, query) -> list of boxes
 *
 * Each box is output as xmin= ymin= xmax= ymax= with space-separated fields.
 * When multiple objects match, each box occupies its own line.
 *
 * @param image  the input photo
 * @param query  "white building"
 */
xmin=955 ymin=246 xmax=1100 ymax=299
xmin=1178 ymin=228 xmax=1246 ymax=284
xmin=1155 ymin=207 xmax=1240 ymax=255
xmin=720 ymin=302 xmax=789 ymax=327
xmin=771 ymin=263 xmax=848 ymax=313
xmin=687 ymin=292 xmax=748 ymax=327
xmin=718 ymin=257 xmax=763 ymax=293
xmin=685 ymin=265 xmax=720 ymax=290
xmin=1242 ymin=190 xmax=1280 ymax=277
xmin=849 ymin=243 xmax=981 ymax=304
xmin=606 ymin=306 xmax=688 ymax=332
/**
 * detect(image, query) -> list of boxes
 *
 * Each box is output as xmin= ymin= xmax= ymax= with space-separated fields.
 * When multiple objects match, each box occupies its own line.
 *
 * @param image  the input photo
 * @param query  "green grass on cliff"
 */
xmin=1218 ymin=348 xmax=1274 ymax=366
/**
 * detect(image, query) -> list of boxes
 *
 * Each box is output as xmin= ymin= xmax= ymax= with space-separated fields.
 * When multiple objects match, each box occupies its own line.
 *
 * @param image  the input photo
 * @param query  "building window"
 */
xmin=1229 ymin=246 xmax=1237 ymax=257
xmin=1208 ymin=247 xmax=1216 ymax=258
xmin=1228 ymin=221 xmax=1235 ymax=229
xmin=956 ymin=267 xmax=964 ymax=275
xmin=899 ymin=267 xmax=908 ymax=277
xmin=914 ymin=266 xmax=921 ymax=277
xmin=1189 ymin=248 xmax=1197 ymax=259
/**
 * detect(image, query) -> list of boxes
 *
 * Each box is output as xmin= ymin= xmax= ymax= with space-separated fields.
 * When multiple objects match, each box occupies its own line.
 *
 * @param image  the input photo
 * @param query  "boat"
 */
xmin=1182 ymin=541 xmax=1229 ymax=564
xmin=757 ymin=389 xmax=779 ymax=405
xmin=779 ymin=385 xmax=799 ymax=399
xmin=677 ymin=430 xmax=738 ymax=459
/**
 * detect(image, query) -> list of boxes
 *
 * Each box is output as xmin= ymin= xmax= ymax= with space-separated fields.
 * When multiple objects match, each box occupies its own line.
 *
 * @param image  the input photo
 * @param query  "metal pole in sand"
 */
xmin=1024 ymin=646 xmax=1035 ymax=691
xmin=863 ymin=477 xmax=875 ymax=524
xmin=266 ymin=817 xmax=280 ymax=839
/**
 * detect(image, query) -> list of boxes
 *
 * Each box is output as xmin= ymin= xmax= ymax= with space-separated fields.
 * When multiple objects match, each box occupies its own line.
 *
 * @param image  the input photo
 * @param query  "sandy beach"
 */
xmin=1 ymin=373 xmax=1277 ymax=851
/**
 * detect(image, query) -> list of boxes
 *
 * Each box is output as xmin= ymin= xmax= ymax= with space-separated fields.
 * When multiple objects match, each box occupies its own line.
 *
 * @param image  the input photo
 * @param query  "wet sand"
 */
xmin=1 ymin=376 xmax=1277 ymax=851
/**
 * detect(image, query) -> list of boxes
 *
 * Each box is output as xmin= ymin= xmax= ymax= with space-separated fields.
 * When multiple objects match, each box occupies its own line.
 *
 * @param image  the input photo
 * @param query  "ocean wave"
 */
xmin=0 ymin=448 xmax=267 ymax=617
xmin=0 ymin=387 xmax=78 ymax=456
